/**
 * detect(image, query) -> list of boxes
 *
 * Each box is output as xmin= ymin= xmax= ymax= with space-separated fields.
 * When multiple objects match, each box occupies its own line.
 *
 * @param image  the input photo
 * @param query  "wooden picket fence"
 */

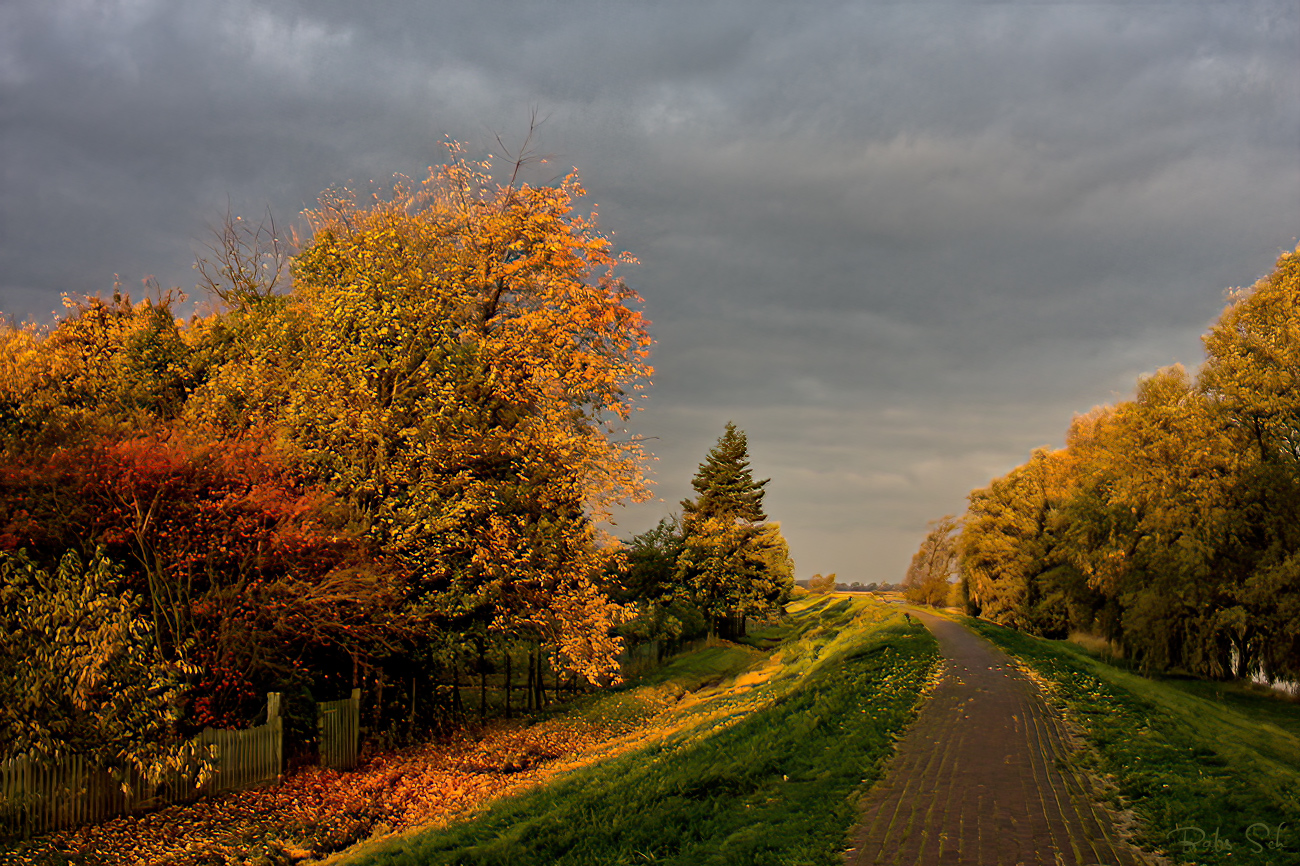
xmin=191 ymin=695 xmax=284 ymax=793
xmin=317 ymin=688 xmax=361 ymax=771
xmin=0 ymin=693 xmax=283 ymax=839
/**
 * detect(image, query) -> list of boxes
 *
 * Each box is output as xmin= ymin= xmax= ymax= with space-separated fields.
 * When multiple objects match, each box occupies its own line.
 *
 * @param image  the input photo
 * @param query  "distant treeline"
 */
xmin=795 ymin=578 xmax=905 ymax=593
xmin=956 ymin=247 xmax=1300 ymax=682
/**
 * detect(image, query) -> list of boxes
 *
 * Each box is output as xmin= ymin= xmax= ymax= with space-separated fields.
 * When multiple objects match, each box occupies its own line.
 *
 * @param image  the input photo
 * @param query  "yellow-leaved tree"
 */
xmin=903 ymin=516 xmax=959 ymax=607
xmin=188 ymin=146 xmax=653 ymax=683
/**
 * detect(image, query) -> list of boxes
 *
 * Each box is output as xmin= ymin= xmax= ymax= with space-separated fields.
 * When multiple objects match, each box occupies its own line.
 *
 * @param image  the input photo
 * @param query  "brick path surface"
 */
xmin=845 ymin=609 xmax=1150 ymax=866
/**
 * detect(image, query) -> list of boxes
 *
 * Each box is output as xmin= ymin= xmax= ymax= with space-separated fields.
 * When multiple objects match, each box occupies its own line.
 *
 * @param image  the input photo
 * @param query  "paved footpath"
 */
xmin=845 ymin=609 xmax=1150 ymax=866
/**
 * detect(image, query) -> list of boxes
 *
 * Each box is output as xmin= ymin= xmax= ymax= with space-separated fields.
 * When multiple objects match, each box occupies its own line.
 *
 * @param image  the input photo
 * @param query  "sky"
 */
xmin=2 ymin=0 xmax=1297 ymax=585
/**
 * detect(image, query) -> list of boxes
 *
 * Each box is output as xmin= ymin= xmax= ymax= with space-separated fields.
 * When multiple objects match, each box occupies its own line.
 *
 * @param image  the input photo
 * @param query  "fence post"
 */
xmin=350 ymin=688 xmax=361 ymax=770
xmin=266 ymin=693 xmax=283 ymax=784
xmin=266 ymin=692 xmax=281 ymax=723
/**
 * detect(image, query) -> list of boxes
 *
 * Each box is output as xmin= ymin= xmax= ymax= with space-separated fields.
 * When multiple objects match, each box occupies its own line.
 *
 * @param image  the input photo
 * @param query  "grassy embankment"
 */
xmin=339 ymin=595 xmax=941 ymax=866
xmin=963 ymin=615 xmax=1300 ymax=865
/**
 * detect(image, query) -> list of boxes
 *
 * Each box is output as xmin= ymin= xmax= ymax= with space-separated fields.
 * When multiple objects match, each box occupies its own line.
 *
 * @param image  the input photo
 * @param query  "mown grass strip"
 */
xmin=344 ymin=597 xmax=941 ymax=866
xmin=962 ymin=615 xmax=1300 ymax=865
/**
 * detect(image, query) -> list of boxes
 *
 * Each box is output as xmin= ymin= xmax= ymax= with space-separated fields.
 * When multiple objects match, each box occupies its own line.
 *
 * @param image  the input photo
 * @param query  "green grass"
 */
xmin=343 ymin=596 xmax=941 ymax=866
xmin=963 ymin=616 xmax=1300 ymax=865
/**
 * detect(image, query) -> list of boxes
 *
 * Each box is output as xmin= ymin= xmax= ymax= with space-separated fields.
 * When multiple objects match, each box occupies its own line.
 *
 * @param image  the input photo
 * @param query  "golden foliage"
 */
xmin=184 ymin=147 xmax=654 ymax=680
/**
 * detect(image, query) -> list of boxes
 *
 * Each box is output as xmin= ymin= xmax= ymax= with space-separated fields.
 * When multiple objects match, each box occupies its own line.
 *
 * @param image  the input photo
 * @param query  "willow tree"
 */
xmin=960 ymin=447 xmax=1075 ymax=630
xmin=1053 ymin=367 xmax=1251 ymax=672
xmin=904 ymin=516 xmax=960 ymax=607
xmin=1201 ymin=246 xmax=1300 ymax=469
xmin=1199 ymin=246 xmax=1300 ymax=681
xmin=954 ymin=247 xmax=1300 ymax=681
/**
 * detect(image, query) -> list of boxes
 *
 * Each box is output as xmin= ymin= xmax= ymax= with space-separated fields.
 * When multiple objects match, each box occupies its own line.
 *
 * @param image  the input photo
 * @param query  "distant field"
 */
xmin=338 ymin=596 xmax=941 ymax=866
xmin=962 ymin=615 xmax=1300 ymax=865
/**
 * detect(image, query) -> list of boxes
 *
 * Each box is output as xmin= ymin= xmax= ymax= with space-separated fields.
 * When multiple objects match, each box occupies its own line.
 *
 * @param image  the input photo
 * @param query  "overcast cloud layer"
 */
xmin=3 ymin=0 xmax=1297 ymax=584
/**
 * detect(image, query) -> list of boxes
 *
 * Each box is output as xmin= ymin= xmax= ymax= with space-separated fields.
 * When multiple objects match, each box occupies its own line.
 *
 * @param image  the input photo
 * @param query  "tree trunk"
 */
xmin=535 ymin=644 xmax=546 ymax=709
xmin=526 ymin=647 xmax=535 ymax=711
xmin=504 ymin=650 xmax=512 ymax=719
xmin=478 ymin=641 xmax=487 ymax=723
xmin=452 ymin=658 xmax=463 ymax=716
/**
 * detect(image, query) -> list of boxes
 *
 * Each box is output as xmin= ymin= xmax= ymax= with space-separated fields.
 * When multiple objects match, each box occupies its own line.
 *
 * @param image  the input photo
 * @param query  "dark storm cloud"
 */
xmin=2 ymin=0 xmax=1297 ymax=582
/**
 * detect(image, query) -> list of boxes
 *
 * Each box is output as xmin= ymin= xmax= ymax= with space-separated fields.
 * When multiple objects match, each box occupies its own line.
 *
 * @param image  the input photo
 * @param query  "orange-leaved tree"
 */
xmin=189 ymin=145 xmax=653 ymax=683
xmin=0 ymin=288 xmax=197 ymax=455
xmin=0 ymin=432 xmax=401 ymax=728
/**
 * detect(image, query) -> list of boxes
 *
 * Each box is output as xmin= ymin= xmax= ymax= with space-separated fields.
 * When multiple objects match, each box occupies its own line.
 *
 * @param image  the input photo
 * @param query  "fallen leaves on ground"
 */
xmin=0 ymin=707 xmax=665 ymax=866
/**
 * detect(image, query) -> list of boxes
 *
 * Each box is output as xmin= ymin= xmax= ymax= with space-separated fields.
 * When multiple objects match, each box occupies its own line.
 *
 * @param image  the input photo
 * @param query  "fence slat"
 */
xmin=317 ymin=688 xmax=361 ymax=771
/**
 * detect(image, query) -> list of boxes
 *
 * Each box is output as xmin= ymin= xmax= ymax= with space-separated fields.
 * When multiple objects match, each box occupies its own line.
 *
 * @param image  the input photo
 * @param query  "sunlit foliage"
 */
xmin=903 ymin=516 xmax=959 ymax=607
xmin=957 ymin=246 xmax=1300 ymax=681
xmin=0 ymin=289 xmax=196 ymax=452
xmin=0 ymin=144 xmax=656 ymax=748
xmin=0 ymin=550 xmax=192 ymax=785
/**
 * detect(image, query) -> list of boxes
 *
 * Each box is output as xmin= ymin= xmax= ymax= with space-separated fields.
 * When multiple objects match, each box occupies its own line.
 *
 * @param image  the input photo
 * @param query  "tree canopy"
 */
xmin=954 ymin=246 xmax=1300 ymax=682
xmin=903 ymin=516 xmax=960 ymax=607
xmin=0 ymin=145 xmax=656 ymax=745
xmin=681 ymin=422 xmax=768 ymax=523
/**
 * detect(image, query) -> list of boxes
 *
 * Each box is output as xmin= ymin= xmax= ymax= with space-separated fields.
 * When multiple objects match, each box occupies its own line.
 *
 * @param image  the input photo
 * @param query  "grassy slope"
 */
xmin=962 ymin=616 xmax=1300 ymax=865
xmin=344 ymin=596 xmax=941 ymax=866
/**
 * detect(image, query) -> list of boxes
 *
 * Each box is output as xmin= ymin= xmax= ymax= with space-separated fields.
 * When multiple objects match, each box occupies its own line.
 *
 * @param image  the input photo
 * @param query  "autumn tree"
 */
xmin=0 ymin=549 xmax=194 ymax=788
xmin=675 ymin=423 xmax=793 ymax=638
xmin=0 ymin=432 xmax=402 ymax=728
xmin=0 ymin=289 xmax=197 ymax=455
xmin=808 ymin=572 xmax=837 ymax=594
xmin=954 ymin=247 xmax=1300 ymax=680
xmin=1046 ymin=368 xmax=1254 ymax=672
xmin=1197 ymin=246 xmax=1300 ymax=681
xmin=903 ymin=516 xmax=960 ymax=607
xmin=960 ymin=447 xmax=1076 ymax=630
xmin=0 ymin=139 xmax=661 ymax=740
xmin=186 ymin=146 xmax=653 ymax=684
xmin=1201 ymin=247 xmax=1300 ymax=469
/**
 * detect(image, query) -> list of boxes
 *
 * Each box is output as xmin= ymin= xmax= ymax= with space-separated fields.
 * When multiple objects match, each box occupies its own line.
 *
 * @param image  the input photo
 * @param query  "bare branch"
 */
xmin=492 ymin=107 xmax=554 ymax=196
xmin=194 ymin=204 xmax=290 ymax=311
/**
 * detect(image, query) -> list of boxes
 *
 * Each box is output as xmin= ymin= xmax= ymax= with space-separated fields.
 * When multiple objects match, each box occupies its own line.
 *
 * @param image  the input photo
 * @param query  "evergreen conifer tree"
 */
xmin=675 ymin=423 xmax=792 ymax=638
xmin=681 ymin=422 xmax=768 ymax=522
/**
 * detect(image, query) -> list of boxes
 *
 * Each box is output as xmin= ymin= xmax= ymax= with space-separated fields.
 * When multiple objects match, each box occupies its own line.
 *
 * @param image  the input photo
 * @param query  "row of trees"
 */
xmin=0 ymin=148 xmax=661 ymax=777
xmin=951 ymin=247 xmax=1300 ymax=682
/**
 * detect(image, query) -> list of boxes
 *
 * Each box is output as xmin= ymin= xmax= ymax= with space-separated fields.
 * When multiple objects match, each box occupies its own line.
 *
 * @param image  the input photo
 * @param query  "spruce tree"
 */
xmin=681 ymin=422 xmax=768 ymax=522
xmin=676 ymin=423 xmax=791 ymax=639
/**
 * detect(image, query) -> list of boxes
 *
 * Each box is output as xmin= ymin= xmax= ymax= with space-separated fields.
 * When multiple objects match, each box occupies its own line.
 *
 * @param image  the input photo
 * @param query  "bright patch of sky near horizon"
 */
xmin=2 ymin=0 xmax=1297 ymax=583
